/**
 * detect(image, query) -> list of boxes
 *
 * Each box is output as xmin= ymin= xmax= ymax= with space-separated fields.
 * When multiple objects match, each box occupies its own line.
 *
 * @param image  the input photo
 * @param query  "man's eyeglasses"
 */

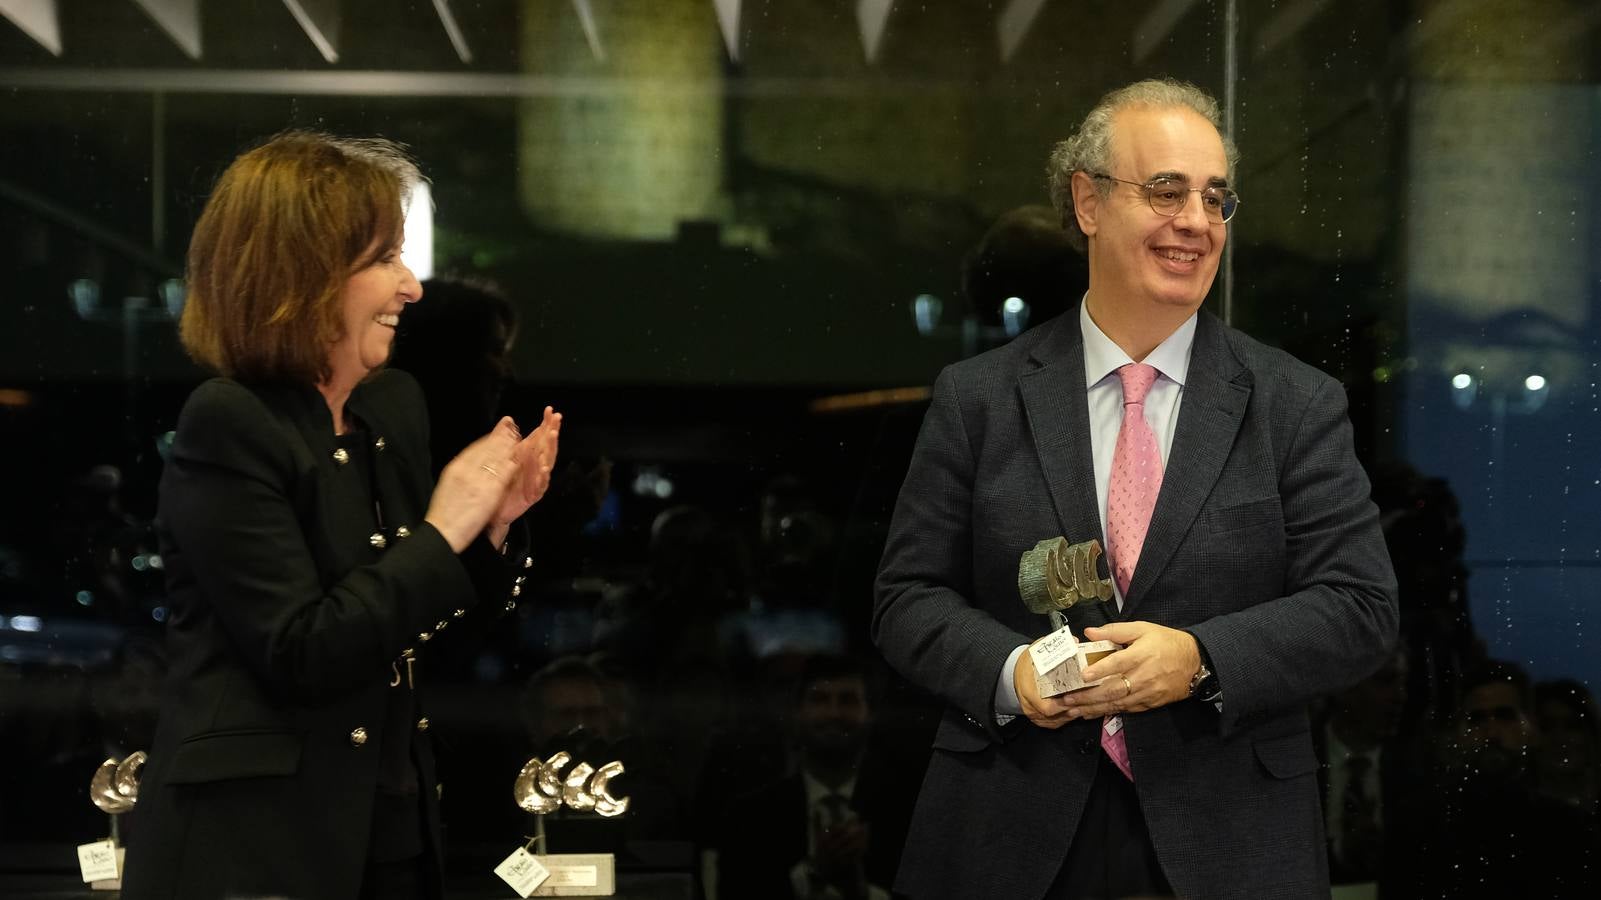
xmin=1089 ymin=173 xmax=1240 ymax=224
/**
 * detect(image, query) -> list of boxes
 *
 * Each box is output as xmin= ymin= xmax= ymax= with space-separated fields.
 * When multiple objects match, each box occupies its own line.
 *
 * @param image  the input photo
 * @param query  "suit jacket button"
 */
xmin=375 ymin=436 xmax=386 ymax=451
xmin=417 ymin=631 xmax=432 ymax=642
xmin=332 ymin=448 xmax=350 ymax=465
xmin=370 ymin=532 xmax=387 ymax=549
xmin=416 ymin=717 xmax=430 ymax=733
xmin=350 ymin=727 xmax=369 ymax=747
xmin=394 ymin=525 xmax=411 ymax=539
xmin=1078 ymin=738 xmax=1097 ymax=755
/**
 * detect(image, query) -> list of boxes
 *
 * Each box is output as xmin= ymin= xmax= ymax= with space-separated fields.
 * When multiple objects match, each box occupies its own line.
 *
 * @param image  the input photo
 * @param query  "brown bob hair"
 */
xmin=179 ymin=131 xmax=421 ymax=385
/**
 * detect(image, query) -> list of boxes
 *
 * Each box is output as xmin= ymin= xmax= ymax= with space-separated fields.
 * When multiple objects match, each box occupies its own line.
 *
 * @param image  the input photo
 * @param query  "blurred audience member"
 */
xmin=1534 ymin=679 xmax=1601 ymax=819
xmin=522 ymin=655 xmax=614 ymax=753
xmin=715 ymin=655 xmax=891 ymax=900
xmin=1409 ymin=661 xmax=1600 ymax=897
xmin=961 ymin=204 xmax=1085 ymax=337
xmin=1317 ymin=649 xmax=1412 ymax=888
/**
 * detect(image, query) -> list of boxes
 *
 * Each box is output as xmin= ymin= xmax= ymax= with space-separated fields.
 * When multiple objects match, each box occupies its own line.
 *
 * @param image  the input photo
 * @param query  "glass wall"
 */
xmin=1 ymin=0 xmax=1596 ymax=896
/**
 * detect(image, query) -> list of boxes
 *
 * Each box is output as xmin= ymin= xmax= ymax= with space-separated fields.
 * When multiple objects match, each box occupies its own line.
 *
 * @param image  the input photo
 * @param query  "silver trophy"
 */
xmin=82 ymin=751 xmax=147 ymax=889
xmin=508 ymin=751 xmax=630 ymax=895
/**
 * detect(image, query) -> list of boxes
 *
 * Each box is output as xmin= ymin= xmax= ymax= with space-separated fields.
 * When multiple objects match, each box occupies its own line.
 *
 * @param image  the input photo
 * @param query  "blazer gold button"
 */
xmin=350 ymin=727 xmax=368 ymax=747
xmin=435 ymin=620 xmax=449 ymax=632
xmin=418 ymin=631 xmax=432 ymax=642
xmin=416 ymin=717 xmax=430 ymax=733
xmin=369 ymin=532 xmax=387 ymax=549
xmin=394 ymin=525 xmax=411 ymax=539
xmin=332 ymin=448 xmax=350 ymax=465
xmin=375 ymin=436 xmax=386 ymax=451
xmin=511 ymin=583 xmax=522 ymax=598
xmin=523 ymin=556 xmax=533 ymax=569
xmin=401 ymin=647 xmax=415 ymax=659
xmin=504 ymin=600 xmax=517 ymax=612
xmin=452 ymin=608 xmax=466 ymax=619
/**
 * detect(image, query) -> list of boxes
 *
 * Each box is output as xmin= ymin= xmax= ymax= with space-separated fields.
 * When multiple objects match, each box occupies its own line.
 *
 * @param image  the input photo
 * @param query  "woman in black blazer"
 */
xmin=121 ymin=132 xmax=561 ymax=900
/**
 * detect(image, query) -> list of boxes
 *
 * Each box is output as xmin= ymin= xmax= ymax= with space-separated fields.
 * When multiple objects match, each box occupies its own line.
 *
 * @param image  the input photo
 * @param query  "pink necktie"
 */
xmin=1102 ymin=362 xmax=1164 ymax=781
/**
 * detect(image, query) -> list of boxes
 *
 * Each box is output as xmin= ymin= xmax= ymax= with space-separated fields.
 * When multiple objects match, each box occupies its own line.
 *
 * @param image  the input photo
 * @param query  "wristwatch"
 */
xmin=1188 ymin=646 xmax=1222 ymax=703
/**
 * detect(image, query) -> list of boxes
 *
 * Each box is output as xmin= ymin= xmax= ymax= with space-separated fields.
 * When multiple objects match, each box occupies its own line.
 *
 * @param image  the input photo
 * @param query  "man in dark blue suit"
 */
xmin=873 ymin=79 xmax=1398 ymax=899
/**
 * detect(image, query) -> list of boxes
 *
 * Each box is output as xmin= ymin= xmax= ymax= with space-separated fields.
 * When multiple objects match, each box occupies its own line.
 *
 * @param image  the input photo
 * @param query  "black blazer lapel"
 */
xmin=1123 ymin=312 xmax=1252 ymax=614
xmin=1018 ymin=313 xmax=1105 ymax=564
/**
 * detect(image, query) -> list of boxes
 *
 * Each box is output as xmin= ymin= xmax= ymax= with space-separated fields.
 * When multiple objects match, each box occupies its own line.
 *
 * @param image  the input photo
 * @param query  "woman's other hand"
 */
xmin=493 ymin=406 xmax=562 ymax=529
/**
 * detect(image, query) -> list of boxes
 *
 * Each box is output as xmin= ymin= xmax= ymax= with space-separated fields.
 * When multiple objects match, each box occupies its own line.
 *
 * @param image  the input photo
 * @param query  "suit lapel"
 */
xmin=1122 ymin=312 xmax=1252 ymax=615
xmin=1018 ymin=313 xmax=1105 ymax=565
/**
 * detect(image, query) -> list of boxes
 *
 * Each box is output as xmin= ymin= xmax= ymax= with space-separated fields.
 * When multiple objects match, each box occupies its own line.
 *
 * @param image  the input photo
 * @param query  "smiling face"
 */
xmin=1077 ymin=105 xmax=1229 ymax=315
xmin=326 ymin=234 xmax=422 ymax=387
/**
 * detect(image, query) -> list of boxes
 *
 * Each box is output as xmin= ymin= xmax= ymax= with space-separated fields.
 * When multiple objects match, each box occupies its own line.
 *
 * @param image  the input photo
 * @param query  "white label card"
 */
xmin=77 ymin=839 xmax=120 ymax=883
xmin=1104 ymin=715 xmax=1123 ymax=736
xmin=1029 ymin=624 xmax=1080 ymax=676
xmin=494 ymin=847 xmax=551 ymax=898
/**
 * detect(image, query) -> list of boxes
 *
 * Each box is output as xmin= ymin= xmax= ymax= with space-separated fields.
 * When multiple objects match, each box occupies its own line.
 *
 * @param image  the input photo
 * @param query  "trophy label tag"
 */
xmin=495 ymin=847 xmax=551 ymax=897
xmin=543 ymin=865 xmax=600 ymax=887
xmin=76 ymin=839 xmax=120 ymax=883
xmin=1104 ymin=715 xmax=1123 ymax=736
xmin=1029 ymin=625 xmax=1080 ymax=676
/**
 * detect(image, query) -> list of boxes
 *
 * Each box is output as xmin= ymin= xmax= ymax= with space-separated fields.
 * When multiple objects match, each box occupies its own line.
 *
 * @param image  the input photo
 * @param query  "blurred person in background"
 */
xmin=1534 ymin=679 xmax=1601 ymax=819
xmin=121 ymin=131 xmax=562 ymax=900
xmin=715 ymin=654 xmax=892 ymax=900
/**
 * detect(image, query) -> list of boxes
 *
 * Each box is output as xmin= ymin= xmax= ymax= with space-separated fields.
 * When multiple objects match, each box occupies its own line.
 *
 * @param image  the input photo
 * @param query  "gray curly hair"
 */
xmin=1047 ymin=79 xmax=1240 ymax=253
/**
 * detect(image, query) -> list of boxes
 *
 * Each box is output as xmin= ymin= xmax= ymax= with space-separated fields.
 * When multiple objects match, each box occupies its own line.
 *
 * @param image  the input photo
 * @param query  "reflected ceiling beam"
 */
xmin=712 ymin=0 xmax=741 ymax=62
xmin=0 ymin=67 xmax=982 ymax=99
xmin=431 ymin=0 xmax=472 ymax=64
xmin=1253 ymin=0 xmax=1331 ymax=59
xmin=1131 ymin=0 xmax=1197 ymax=64
xmin=856 ymin=0 xmax=893 ymax=64
xmin=572 ymin=0 xmax=604 ymax=62
xmin=131 ymin=0 xmax=202 ymax=59
xmin=0 ymin=0 xmax=62 ymax=56
xmin=997 ymin=0 xmax=1049 ymax=63
xmin=282 ymin=0 xmax=340 ymax=64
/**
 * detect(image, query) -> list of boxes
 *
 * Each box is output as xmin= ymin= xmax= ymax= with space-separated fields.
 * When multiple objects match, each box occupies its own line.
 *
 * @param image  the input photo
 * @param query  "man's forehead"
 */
xmin=1110 ymin=105 xmax=1229 ymax=181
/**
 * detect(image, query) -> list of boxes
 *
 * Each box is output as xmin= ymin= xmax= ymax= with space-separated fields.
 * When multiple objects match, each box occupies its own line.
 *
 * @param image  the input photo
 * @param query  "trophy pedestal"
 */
xmin=1034 ymin=637 xmax=1122 ymax=698
xmin=528 ymin=852 xmax=616 ymax=896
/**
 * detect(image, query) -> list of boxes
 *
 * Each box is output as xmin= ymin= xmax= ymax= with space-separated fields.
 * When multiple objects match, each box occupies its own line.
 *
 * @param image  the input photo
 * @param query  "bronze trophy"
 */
xmin=1017 ymin=537 xmax=1122 ymax=696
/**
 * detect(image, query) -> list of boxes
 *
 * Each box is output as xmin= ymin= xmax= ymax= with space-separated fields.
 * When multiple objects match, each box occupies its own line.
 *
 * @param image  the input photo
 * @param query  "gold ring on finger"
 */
xmin=1120 ymin=674 xmax=1133 ymax=697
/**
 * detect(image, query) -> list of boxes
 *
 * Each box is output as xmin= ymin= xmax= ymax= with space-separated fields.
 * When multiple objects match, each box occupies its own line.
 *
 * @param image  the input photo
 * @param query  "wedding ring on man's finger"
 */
xmin=1120 ymin=674 xmax=1133 ymax=697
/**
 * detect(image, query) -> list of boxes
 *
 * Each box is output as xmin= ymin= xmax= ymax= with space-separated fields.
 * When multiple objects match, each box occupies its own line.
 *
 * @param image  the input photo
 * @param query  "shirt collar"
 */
xmin=1079 ymin=296 xmax=1198 ymax=391
xmin=801 ymin=769 xmax=855 ymax=806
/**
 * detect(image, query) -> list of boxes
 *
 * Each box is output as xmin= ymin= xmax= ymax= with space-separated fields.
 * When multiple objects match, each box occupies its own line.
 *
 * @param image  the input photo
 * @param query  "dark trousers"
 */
xmin=1046 ymin=753 xmax=1174 ymax=900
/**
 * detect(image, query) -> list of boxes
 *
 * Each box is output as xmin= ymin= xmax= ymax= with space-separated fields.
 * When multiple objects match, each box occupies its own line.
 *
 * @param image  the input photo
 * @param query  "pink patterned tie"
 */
xmin=1101 ymin=362 xmax=1164 ymax=781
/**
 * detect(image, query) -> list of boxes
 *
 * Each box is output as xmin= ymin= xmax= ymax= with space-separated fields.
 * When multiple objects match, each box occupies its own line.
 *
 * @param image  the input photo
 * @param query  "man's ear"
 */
xmin=1070 ymin=170 xmax=1100 ymax=240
